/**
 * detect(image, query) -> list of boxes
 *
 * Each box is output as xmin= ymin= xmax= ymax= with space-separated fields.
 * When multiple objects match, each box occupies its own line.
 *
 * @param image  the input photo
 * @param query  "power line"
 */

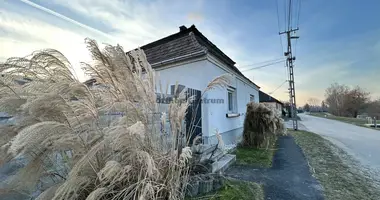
xmin=240 ymin=60 xmax=286 ymax=72
xmin=292 ymin=0 xmax=298 ymax=28
xmin=275 ymin=0 xmax=288 ymax=82
xmin=239 ymin=57 xmax=284 ymax=68
xmin=284 ymin=60 xmax=288 ymax=81
xmin=284 ymin=0 xmax=287 ymax=31
xmin=296 ymin=0 xmax=302 ymax=28
xmin=275 ymin=0 xmax=285 ymax=53
xmin=269 ymin=80 xmax=288 ymax=94
xmin=294 ymin=37 xmax=299 ymax=58
xmin=288 ymin=0 xmax=293 ymax=31
xmin=293 ymin=0 xmax=301 ymax=57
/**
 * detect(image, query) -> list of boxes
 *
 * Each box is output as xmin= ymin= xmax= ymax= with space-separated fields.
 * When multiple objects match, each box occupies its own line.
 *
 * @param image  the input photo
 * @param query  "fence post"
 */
xmin=375 ymin=117 xmax=377 ymax=129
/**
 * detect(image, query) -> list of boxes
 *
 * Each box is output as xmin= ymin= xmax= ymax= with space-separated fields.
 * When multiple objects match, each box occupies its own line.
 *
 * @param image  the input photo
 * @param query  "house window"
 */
xmin=227 ymin=87 xmax=237 ymax=113
xmin=228 ymin=92 xmax=233 ymax=111
xmin=250 ymin=94 xmax=255 ymax=102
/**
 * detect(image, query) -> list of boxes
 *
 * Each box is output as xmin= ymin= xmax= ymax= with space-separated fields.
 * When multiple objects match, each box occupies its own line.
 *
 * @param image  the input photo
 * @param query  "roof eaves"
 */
xmin=150 ymin=49 xmax=207 ymax=67
xmin=188 ymin=25 xmax=235 ymax=66
xmin=135 ymin=25 xmax=260 ymax=89
xmin=140 ymin=28 xmax=192 ymax=50
xmin=232 ymin=67 xmax=260 ymax=89
xmin=259 ymin=91 xmax=283 ymax=105
xmin=188 ymin=26 xmax=260 ymax=89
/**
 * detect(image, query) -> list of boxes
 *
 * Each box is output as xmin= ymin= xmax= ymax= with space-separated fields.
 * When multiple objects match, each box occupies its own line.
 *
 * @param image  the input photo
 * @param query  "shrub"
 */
xmin=0 ymin=38 xmax=229 ymax=200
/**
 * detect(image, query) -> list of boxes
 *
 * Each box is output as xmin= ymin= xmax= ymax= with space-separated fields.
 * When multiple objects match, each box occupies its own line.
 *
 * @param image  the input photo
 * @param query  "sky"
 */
xmin=0 ymin=0 xmax=379 ymax=105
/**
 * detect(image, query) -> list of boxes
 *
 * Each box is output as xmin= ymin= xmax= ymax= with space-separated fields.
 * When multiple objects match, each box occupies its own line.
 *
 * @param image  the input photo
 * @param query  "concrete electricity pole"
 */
xmin=280 ymin=28 xmax=299 ymax=130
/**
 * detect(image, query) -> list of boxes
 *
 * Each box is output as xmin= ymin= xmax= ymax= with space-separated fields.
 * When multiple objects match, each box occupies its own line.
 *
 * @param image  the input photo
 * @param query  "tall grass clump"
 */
xmin=242 ymin=102 xmax=285 ymax=148
xmin=0 ymin=38 xmax=229 ymax=200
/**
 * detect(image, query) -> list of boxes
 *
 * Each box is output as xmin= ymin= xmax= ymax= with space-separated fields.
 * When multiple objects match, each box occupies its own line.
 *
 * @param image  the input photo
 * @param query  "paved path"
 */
xmin=298 ymin=113 xmax=380 ymax=182
xmin=225 ymin=136 xmax=324 ymax=200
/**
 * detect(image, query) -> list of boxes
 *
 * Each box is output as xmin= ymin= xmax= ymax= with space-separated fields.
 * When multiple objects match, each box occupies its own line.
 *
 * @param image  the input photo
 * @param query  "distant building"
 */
xmin=259 ymin=91 xmax=284 ymax=117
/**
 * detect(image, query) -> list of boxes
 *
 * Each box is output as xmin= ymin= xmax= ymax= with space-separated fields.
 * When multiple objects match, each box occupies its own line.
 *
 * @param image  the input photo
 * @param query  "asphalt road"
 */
xmin=298 ymin=113 xmax=380 ymax=181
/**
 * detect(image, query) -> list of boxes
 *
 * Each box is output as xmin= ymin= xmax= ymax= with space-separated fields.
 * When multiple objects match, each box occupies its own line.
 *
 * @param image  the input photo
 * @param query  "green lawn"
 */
xmin=290 ymin=129 xmax=380 ymax=200
xmin=230 ymin=137 xmax=277 ymax=168
xmin=233 ymin=146 xmax=275 ymax=168
xmin=189 ymin=178 xmax=264 ymax=200
xmin=308 ymin=112 xmax=379 ymax=130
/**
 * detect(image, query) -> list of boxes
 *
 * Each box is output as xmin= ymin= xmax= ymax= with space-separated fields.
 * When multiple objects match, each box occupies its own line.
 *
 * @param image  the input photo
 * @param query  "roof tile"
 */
xmin=137 ymin=25 xmax=259 ymax=88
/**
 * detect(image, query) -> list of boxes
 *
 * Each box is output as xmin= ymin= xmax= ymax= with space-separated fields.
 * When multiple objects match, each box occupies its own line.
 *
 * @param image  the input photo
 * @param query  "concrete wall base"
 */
xmin=203 ymin=127 xmax=243 ymax=145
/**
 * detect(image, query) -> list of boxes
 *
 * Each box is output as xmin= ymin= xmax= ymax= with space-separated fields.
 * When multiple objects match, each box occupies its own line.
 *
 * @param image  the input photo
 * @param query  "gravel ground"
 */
xmin=225 ymin=136 xmax=324 ymax=200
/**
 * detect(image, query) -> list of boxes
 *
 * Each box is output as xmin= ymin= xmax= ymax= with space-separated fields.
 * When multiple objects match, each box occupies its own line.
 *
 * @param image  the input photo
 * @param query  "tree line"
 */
xmin=303 ymin=83 xmax=380 ymax=118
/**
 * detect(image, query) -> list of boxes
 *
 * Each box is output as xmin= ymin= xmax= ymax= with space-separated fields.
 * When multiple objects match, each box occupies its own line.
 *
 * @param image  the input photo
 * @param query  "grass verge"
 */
xmin=233 ymin=146 xmax=275 ymax=168
xmin=189 ymin=178 xmax=264 ymax=200
xmin=290 ymin=129 xmax=380 ymax=200
xmin=308 ymin=112 xmax=379 ymax=131
xmin=232 ymin=137 xmax=277 ymax=168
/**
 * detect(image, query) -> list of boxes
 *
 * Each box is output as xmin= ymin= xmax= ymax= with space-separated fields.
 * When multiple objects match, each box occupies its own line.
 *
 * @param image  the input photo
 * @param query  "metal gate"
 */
xmin=185 ymin=88 xmax=202 ymax=144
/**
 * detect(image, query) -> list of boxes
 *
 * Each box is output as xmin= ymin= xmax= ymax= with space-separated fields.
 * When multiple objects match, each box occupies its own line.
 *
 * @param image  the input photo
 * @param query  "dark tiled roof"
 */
xmin=259 ymin=91 xmax=284 ymax=105
xmin=83 ymin=78 xmax=97 ymax=87
xmin=137 ymin=25 xmax=260 ymax=89
xmin=141 ymin=32 xmax=206 ymax=65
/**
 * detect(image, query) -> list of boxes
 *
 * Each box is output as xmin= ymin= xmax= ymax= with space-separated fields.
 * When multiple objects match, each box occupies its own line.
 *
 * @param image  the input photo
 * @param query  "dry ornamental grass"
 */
xmin=0 ymin=38 xmax=230 ymax=200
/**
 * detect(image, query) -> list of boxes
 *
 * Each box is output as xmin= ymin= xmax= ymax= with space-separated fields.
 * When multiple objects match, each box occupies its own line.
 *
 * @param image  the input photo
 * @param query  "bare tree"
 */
xmin=321 ymin=101 xmax=328 ymax=112
xmin=325 ymin=83 xmax=349 ymax=116
xmin=343 ymin=86 xmax=370 ymax=117
xmin=303 ymin=103 xmax=310 ymax=112
xmin=307 ymin=97 xmax=320 ymax=106
xmin=307 ymin=97 xmax=321 ymax=112
xmin=365 ymin=98 xmax=380 ymax=119
xmin=324 ymin=83 xmax=370 ymax=117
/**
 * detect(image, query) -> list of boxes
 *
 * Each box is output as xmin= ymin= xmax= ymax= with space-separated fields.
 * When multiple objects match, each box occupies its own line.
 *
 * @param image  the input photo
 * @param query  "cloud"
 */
xmin=42 ymin=0 xmax=204 ymax=49
xmin=187 ymin=12 xmax=204 ymax=22
xmin=0 ymin=6 xmax=95 ymax=81
xmin=1 ymin=0 xmax=211 ymax=80
xmin=1 ymin=0 xmax=379 ymax=106
xmin=20 ymin=0 xmax=113 ymax=40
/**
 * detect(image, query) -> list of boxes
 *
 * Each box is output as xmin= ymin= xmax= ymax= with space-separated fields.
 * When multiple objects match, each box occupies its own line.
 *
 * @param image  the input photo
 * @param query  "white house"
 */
xmin=140 ymin=25 xmax=260 ymax=145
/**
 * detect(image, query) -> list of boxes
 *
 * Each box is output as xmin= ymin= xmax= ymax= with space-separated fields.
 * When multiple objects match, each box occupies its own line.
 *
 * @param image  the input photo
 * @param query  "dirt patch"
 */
xmin=291 ymin=130 xmax=380 ymax=200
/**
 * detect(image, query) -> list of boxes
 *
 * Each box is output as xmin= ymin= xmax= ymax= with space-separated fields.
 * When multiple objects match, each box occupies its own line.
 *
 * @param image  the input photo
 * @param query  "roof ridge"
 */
xmin=188 ymin=32 xmax=208 ymax=52
xmin=136 ymin=25 xmax=260 ymax=89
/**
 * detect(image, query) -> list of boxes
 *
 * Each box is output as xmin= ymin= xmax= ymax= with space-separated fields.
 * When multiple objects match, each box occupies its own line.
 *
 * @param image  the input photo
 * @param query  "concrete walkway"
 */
xmin=225 ymin=136 xmax=324 ymax=200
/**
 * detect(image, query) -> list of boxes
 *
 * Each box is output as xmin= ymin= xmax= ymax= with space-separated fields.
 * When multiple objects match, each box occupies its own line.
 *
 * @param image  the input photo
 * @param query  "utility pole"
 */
xmin=280 ymin=28 xmax=299 ymax=130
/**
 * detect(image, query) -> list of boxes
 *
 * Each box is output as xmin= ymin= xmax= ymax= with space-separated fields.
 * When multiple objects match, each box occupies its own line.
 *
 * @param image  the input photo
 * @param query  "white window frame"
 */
xmin=227 ymin=87 xmax=237 ymax=113
xmin=250 ymin=94 xmax=255 ymax=102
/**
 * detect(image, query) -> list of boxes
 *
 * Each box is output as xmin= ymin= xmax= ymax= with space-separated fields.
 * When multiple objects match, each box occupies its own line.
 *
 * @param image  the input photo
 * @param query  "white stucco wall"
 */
xmin=155 ymin=55 xmax=259 ymax=144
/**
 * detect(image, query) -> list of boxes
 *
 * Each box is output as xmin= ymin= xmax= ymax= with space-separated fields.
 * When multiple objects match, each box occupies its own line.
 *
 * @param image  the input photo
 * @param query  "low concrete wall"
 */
xmin=203 ymin=127 xmax=243 ymax=145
